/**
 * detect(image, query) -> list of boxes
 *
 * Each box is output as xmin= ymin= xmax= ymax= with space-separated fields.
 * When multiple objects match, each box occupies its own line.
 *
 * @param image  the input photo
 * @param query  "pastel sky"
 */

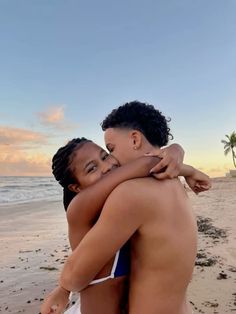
xmin=0 ymin=0 xmax=235 ymax=177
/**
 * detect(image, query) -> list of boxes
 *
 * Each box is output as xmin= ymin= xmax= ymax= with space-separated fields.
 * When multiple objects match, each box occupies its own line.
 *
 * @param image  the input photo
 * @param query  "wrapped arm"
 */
xmin=67 ymin=156 xmax=160 ymax=249
xmin=61 ymin=182 xmax=144 ymax=292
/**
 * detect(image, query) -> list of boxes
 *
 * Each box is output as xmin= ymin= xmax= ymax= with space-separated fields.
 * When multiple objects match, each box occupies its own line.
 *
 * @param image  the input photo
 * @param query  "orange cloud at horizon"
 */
xmin=0 ymin=146 xmax=51 ymax=176
xmin=0 ymin=126 xmax=51 ymax=176
xmin=0 ymin=123 xmax=233 ymax=177
xmin=0 ymin=126 xmax=47 ymax=145
xmin=0 ymin=144 xmax=232 ymax=177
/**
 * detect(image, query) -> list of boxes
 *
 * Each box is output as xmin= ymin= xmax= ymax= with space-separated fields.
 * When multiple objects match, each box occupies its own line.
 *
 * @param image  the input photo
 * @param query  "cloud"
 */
xmin=0 ymin=126 xmax=47 ymax=146
xmin=0 ymin=126 xmax=51 ymax=176
xmin=37 ymin=106 xmax=78 ymax=131
xmin=0 ymin=150 xmax=51 ymax=176
xmin=38 ymin=106 xmax=64 ymax=124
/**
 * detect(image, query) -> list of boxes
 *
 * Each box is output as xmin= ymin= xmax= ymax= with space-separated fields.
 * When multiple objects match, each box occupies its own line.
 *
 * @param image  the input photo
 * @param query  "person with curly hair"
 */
xmin=42 ymin=101 xmax=210 ymax=314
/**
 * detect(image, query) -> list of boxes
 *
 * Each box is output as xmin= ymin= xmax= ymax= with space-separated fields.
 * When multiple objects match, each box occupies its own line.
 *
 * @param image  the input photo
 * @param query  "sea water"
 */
xmin=0 ymin=176 xmax=62 ymax=205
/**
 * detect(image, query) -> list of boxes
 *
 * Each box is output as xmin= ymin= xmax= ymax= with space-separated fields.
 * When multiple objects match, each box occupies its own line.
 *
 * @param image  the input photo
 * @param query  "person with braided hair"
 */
xmin=41 ymin=101 xmax=211 ymax=314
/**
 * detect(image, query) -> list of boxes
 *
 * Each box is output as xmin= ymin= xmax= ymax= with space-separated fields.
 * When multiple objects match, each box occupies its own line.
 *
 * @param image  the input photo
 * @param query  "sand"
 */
xmin=0 ymin=177 xmax=235 ymax=314
xmin=0 ymin=200 xmax=69 ymax=314
xmin=188 ymin=177 xmax=236 ymax=313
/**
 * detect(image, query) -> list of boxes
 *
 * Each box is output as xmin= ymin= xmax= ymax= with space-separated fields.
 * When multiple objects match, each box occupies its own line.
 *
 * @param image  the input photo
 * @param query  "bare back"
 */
xmin=61 ymin=177 xmax=197 ymax=314
xmin=127 ymin=177 xmax=197 ymax=314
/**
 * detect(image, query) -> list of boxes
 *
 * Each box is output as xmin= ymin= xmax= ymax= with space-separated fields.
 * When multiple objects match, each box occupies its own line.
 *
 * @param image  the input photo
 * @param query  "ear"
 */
xmin=130 ymin=130 xmax=142 ymax=149
xmin=68 ymin=183 xmax=81 ymax=193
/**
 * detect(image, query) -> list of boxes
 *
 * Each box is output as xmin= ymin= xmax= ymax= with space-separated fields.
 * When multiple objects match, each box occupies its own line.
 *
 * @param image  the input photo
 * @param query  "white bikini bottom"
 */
xmin=64 ymin=298 xmax=81 ymax=314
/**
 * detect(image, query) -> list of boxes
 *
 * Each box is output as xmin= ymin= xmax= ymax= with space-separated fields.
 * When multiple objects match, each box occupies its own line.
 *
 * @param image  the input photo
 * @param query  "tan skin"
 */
xmin=68 ymin=143 xmax=129 ymax=314
xmin=58 ymin=129 xmax=211 ymax=314
xmin=41 ymin=140 xmax=211 ymax=314
xmin=42 ymin=142 xmax=166 ymax=314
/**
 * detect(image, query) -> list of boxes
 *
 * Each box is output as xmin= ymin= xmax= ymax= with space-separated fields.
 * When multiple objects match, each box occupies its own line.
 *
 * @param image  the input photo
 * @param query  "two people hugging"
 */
xmin=41 ymin=101 xmax=211 ymax=314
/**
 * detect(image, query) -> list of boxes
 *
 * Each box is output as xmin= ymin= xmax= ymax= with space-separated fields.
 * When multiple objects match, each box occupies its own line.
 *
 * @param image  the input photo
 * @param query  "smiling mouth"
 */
xmin=111 ymin=164 xmax=119 ymax=170
xmin=102 ymin=164 xmax=119 ymax=176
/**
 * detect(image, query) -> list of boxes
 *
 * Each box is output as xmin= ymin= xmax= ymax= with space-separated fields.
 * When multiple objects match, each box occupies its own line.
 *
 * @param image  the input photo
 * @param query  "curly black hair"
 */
xmin=52 ymin=137 xmax=91 ymax=210
xmin=101 ymin=101 xmax=173 ymax=147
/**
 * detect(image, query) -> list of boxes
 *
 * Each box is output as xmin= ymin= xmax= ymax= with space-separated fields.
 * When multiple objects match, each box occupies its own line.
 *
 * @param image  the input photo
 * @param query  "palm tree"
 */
xmin=221 ymin=131 xmax=236 ymax=168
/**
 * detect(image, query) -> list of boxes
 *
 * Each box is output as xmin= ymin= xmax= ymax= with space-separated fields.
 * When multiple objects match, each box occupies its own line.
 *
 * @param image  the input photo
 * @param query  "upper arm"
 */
xmin=66 ymin=156 xmax=160 ymax=230
xmin=66 ymin=194 xmax=95 ymax=251
xmin=61 ymin=181 xmax=145 ymax=291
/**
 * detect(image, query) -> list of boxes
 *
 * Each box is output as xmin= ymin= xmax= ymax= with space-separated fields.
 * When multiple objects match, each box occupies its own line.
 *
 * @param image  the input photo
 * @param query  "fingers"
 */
xmin=41 ymin=304 xmax=60 ymax=314
xmin=197 ymin=181 xmax=212 ymax=190
xmin=194 ymin=181 xmax=212 ymax=194
xmin=40 ymin=307 xmax=54 ymax=314
xmin=150 ymin=160 xmax=167 ymax=174
xmin=153 ymin=171 xmax=176 ymax=180
xmin=42 ymin=307 xmax=55 ymax=314
xmin=146 ymin=149 xmax=181 ymax=179
xmin=152 ymin=168 xmax=177 ymax=179
xmin=151 ymin=162 xmax=179 ymax=179
xmin=54 ymin=305 xmax=64 ymax=314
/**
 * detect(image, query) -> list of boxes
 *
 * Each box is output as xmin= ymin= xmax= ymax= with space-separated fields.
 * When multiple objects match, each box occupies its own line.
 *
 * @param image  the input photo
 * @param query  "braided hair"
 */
xmin=52 ymin=137 xmax=91 ymax=211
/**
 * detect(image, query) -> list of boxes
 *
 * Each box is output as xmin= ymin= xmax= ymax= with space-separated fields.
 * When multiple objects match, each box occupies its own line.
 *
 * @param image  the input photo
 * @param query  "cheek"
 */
xmin=107 ymin=155 xmax=119 ymax=166
xmin=84 ymin=172 xmax=102 ymax=187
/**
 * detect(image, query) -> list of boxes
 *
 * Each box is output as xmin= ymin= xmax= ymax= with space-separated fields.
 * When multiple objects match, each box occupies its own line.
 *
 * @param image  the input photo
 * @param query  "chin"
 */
xmin=119 ymin=158 xmax=129 ymax=165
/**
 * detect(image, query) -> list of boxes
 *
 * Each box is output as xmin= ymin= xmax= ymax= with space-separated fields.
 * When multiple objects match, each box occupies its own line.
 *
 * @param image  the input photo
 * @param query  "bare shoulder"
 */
xmin=106 ymin=178 xmax=149 ymax=198
xmin=106 ymin=177 xmax=183 ymax=205
xmin=99 ymin=179 xmax=141 ymax=211
xmin=110 ymin=177 xmax=178 ymax=193
xmin=102 ymin=178 xmax=155 ymax=210
xmin=99 ymin=179 xmax=149 ymax=224
xmin=100 ymin=178 xmax=182 ymax=222
xmin=66 ymin=193 xmax=83 ymax=224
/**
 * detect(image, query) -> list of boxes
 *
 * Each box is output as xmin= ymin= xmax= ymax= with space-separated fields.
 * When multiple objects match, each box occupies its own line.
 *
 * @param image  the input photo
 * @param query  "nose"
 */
xmin=101 ymin=161 xmax=114 ymax=175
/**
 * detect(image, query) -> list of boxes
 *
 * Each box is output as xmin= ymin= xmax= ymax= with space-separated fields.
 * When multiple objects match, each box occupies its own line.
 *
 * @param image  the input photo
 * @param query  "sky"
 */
xmin=0 ymin=0 xmax=235 ymax=177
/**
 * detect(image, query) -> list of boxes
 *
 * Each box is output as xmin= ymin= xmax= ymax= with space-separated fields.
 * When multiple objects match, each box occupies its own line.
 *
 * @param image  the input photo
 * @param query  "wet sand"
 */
xmin=0 ymin=177 xmax=235 ymax=314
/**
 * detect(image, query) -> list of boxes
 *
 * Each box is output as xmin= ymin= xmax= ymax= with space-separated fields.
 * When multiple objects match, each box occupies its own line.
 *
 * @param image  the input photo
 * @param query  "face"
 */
xmin=70 ymin=142 xmax=119 ymax=189
xmin=104 ymin=128 xmax=137 ymax=165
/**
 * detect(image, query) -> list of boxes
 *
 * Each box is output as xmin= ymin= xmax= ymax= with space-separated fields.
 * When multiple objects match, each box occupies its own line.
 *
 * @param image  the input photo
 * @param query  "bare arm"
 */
xmin=147 ymin=143 xmax=185 ymax=178
xmin=61 ymin=182 xmax=144 ymax=292
xmin=67 ymin=156 xmax=160 ymax=249
xmin=68 ymin=143 xmax=185 ymax=234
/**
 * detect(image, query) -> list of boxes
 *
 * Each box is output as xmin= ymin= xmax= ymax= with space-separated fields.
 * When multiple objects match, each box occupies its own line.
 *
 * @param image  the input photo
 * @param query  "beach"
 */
xmin=0 ymin=177 xmax=235 ymax=314
xmin=188 ymin=177 xmax=236 ymax=313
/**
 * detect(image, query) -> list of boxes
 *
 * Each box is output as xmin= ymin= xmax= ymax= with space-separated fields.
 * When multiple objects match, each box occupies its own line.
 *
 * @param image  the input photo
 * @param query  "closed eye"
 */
xmin=101 ymin=153 xmax=109 ymax=160
xmin=87 ymin=165 xmax=97 ymax=173
xmin=106 ymin=144 xmax=114 ymax=153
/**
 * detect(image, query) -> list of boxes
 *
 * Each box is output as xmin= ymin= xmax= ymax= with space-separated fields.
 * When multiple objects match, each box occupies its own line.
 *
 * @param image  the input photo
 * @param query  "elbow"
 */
xmin=60 ymin=256 xmax=91 ymax=293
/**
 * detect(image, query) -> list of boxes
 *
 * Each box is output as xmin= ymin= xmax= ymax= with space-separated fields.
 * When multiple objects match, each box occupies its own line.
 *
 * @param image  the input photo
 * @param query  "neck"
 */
xmin=135 ymin=142 xmax=159 ymax=157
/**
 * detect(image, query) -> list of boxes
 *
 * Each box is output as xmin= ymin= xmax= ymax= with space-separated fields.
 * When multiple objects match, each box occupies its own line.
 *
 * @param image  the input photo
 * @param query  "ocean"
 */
xmin=0 ymin=176 xmax=62 ymax=205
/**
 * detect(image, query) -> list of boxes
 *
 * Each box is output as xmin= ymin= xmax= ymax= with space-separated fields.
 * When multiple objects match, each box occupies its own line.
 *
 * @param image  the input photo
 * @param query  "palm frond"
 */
xmin=221 ymin=140 xmax=229 ymax=145
xmin=224 ymin=147 xmax=231 ymax=156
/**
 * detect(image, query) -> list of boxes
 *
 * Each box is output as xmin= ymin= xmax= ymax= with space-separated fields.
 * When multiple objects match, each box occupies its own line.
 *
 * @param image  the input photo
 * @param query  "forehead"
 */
xmin=71 ymin=142 xmax=103 ymax=170
xmin=104 ymin=128 xmax=129 ymax=144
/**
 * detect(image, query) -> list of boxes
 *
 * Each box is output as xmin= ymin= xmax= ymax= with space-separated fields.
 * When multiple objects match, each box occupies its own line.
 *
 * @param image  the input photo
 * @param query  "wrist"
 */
xmin=186 ymin=165 xmax=195 ymax=177
xmin=181 ymin=164 xmax=195 ymax=177
xmin=59 ymin=283 xmax=70 ymax=295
